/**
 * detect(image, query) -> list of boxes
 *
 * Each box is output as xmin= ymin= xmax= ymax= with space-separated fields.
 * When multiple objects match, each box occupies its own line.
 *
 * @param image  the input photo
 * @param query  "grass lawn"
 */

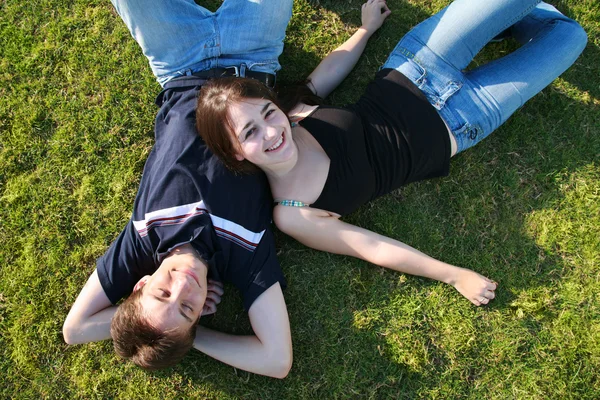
xmin=1 ymin=0 xmax=599 ymax=398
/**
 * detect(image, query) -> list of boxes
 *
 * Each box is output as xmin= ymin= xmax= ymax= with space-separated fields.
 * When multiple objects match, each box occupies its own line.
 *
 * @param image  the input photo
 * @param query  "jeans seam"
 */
xmin=497 ymin=1 xmax=542 ymax=37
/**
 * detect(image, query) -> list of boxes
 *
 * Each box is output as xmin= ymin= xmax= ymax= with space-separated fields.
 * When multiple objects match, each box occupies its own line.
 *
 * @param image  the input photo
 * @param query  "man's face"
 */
xmin=135 ymin=245 xmax=208 ymax=332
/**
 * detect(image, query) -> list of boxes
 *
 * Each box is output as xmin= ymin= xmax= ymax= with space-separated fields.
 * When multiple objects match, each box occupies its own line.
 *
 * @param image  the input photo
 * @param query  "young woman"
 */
xmin=196 ymin=0 xmax=587 ymax=306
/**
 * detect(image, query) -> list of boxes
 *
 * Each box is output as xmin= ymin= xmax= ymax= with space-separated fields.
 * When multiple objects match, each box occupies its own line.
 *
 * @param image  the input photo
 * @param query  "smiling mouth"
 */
xmin=266 ymin=132 xmax=285 ymax=152
xmin=181 ymin=269 xmax=201 ymax=288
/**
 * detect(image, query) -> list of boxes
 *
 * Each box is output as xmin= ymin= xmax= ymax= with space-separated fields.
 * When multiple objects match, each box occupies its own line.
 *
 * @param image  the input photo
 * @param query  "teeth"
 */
xmin=267 ymin=135 xmax=284 ymax=151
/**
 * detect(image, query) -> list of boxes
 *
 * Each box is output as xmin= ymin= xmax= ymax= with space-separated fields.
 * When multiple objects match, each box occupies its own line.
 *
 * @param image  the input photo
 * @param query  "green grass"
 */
xmin=1 ymin=0 xmax=599 ymax=398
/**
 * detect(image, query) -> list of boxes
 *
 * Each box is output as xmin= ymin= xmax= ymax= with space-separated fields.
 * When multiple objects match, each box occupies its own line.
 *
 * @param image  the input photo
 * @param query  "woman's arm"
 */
xmin=193 ymin=282 xmax=293 ymax=379
xmin=274 ymin=206 xmax=497 ymax=306
xmin=307 ymin=0 xmax=391 ymax=98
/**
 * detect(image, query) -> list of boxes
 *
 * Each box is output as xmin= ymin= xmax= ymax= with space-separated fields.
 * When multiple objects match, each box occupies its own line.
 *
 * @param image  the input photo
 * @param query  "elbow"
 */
xmin=270 ymin=350 xmax=293 ymax=379
xmin=62 ymin=322 xmax=75 ymax=345
xmin=263 ymin=342 xmax=293 ymax=379
xmin=62 ymin=317 xmax=82 ymax=345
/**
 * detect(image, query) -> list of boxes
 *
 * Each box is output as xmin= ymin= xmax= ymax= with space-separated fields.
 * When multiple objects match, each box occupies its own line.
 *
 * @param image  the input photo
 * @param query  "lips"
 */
xmin=265 ymin=132 xmax=285 ymax=152
xmin=181 ymin=269 xmax=201 ymax=288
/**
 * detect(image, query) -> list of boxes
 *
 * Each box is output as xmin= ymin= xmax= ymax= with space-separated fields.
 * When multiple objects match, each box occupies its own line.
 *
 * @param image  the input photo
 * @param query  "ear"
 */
xmin=234 ymin=153 xmax=245 ymax=161
xmin=133 ymin=275 xmax=150 ymax=292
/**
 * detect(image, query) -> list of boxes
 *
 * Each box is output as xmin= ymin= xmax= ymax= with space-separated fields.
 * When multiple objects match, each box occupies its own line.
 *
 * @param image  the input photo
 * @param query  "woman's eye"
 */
xmin=265 ymin=109 xmax=275 ymax=118
xmin=244 ymin=128 xmax=255 ymax=140
xmin=183 ymin=303 xmax=193 ymax=312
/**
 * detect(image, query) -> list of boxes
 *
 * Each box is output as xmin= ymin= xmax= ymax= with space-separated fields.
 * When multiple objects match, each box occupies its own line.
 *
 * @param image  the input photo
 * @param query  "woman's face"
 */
xmin=228 ymin=98 xmax=296 ymax=169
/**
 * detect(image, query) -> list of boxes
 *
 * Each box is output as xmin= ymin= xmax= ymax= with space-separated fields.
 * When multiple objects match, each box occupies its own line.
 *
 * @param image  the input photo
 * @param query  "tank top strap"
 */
xmin=276 ymin=199 xmax=310 ymax=207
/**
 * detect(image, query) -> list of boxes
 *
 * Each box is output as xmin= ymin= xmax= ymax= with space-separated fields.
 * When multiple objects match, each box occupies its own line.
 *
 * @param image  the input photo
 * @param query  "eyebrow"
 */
xmin=152 ymin=295 xmax=192 ymax=323
xmin=239 ymin=102 xmax=272 ymax=136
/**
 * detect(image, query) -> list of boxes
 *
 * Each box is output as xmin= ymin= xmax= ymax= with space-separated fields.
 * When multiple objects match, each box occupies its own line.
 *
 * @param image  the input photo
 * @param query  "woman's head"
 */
xmin=196 ymin=77 xmax=295 ymax=173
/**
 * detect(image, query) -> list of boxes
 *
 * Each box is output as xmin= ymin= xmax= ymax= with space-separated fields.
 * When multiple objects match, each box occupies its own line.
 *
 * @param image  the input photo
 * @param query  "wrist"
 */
xmin=442 ymin=265 xmax=463 ymax=286
xmin=357 ymin=26 xmax=375 ymax=37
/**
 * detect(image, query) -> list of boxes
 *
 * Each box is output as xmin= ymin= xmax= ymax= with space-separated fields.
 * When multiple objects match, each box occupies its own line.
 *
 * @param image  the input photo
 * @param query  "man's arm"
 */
xmin=63 ymin=270 xmax=116 ymax=344
xmin=193 ymin=282 xmax=292 ymax=379
xmin=307 ymin=0 xmax=391 ymax=98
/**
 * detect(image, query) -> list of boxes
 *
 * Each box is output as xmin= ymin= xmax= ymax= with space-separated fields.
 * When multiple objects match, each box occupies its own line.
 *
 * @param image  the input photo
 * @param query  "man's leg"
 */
xmin=110 ymin=0 xmax=217 ymax=85
xmin=215 ymin=0 xmax=293 ymax=74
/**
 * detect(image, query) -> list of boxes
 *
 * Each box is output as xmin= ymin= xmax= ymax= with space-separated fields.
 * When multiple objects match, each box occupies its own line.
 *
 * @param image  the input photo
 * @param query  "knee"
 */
xmin=559 ymin=18 xmax=588 ymax=57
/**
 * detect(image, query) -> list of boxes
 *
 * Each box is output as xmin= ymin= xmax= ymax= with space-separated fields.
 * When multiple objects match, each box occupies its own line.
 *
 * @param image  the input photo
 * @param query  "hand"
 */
xmin=452 ymin=268 xmax=497 ymax=306
xmin=201 ymin=279 xmax=224 ymax=316
xmin=361 ymin=0 xmax=391 ymax=34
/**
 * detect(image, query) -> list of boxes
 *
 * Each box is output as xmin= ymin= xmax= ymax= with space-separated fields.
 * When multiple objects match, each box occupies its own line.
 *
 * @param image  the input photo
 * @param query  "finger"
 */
xmin=207 ymin=282 xmax=225 ymax=296
xmin=205 ymin=290 xmax=222 ymax=304
xmin=208 ymin=279 xmax=224 ymax=288
xmin=202 ymin=302 xmax=217 ymax=316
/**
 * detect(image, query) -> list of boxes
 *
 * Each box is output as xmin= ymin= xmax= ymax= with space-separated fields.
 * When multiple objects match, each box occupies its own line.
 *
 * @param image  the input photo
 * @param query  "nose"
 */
xmin=169 ymin=272 xmax=190 ymax=297
xmin=264 ymin=125 xmax=278 ymax=139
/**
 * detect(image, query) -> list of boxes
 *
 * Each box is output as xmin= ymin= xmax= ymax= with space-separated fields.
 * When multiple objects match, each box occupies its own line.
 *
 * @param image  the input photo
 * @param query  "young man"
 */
xmin=62 ymin=0 xmax=293 ymax=378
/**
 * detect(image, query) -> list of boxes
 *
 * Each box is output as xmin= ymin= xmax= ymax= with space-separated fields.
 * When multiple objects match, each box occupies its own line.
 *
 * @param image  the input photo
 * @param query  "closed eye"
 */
xmin=265 ymin=109 xmax=275 ymax=118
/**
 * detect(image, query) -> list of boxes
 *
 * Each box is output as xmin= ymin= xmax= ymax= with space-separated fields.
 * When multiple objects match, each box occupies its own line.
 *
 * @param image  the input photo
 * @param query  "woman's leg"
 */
xmin=382 ymin=0 xmax=587 ymax=154
xmin=454 ymin=3 xmax=588 ymax=151
xmin=400 ymin=0 xmax=542 ymax=71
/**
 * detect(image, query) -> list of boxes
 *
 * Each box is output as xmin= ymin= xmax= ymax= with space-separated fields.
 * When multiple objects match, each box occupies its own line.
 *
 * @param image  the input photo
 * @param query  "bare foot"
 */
xmin=452 ymin=268 xmax=497 ymax=306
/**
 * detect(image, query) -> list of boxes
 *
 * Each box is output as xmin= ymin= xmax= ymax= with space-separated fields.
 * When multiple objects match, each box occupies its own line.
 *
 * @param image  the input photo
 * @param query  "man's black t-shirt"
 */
xmin=96 ymin=77 xmax=285 ymax=311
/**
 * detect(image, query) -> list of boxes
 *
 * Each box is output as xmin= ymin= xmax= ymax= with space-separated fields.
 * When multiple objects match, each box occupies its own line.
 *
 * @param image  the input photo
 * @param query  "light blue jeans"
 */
xmin=382 ymin=0 xmax=587 ymax=153
xmin=110 ymin=0 xmax=293 ymax=86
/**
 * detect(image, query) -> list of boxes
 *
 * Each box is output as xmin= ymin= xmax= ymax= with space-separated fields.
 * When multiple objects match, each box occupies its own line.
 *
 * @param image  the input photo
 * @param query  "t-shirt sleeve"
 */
xmin=96 ymin=220 xmax=155 ymax=304
xmin=226 ymin=227 xmax=286 ymax=311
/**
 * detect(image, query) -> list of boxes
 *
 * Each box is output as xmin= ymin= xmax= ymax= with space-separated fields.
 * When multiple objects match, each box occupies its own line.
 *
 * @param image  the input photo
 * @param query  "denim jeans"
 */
xmin=110 ymin=0 xmax=293 ymax=86
xmin=382 ymin=0 xmax=587 ymax=153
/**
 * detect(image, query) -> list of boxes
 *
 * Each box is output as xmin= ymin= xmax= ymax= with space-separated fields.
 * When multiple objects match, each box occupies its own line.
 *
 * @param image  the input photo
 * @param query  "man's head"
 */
xmin=111 ymin=244 xmax=208 ymax=370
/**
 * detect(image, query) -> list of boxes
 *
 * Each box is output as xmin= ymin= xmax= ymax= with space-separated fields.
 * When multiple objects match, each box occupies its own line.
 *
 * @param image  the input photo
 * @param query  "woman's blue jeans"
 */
xmin=382 ymin=0 xmax=588 ymax=153
xmin=110 ymin=0 xmax=293 ymax=86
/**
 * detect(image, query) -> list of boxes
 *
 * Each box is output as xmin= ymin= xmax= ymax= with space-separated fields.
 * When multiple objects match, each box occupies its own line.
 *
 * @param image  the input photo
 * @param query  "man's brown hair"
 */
xmin=110 ymin=289 xmax=197 ymax=370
